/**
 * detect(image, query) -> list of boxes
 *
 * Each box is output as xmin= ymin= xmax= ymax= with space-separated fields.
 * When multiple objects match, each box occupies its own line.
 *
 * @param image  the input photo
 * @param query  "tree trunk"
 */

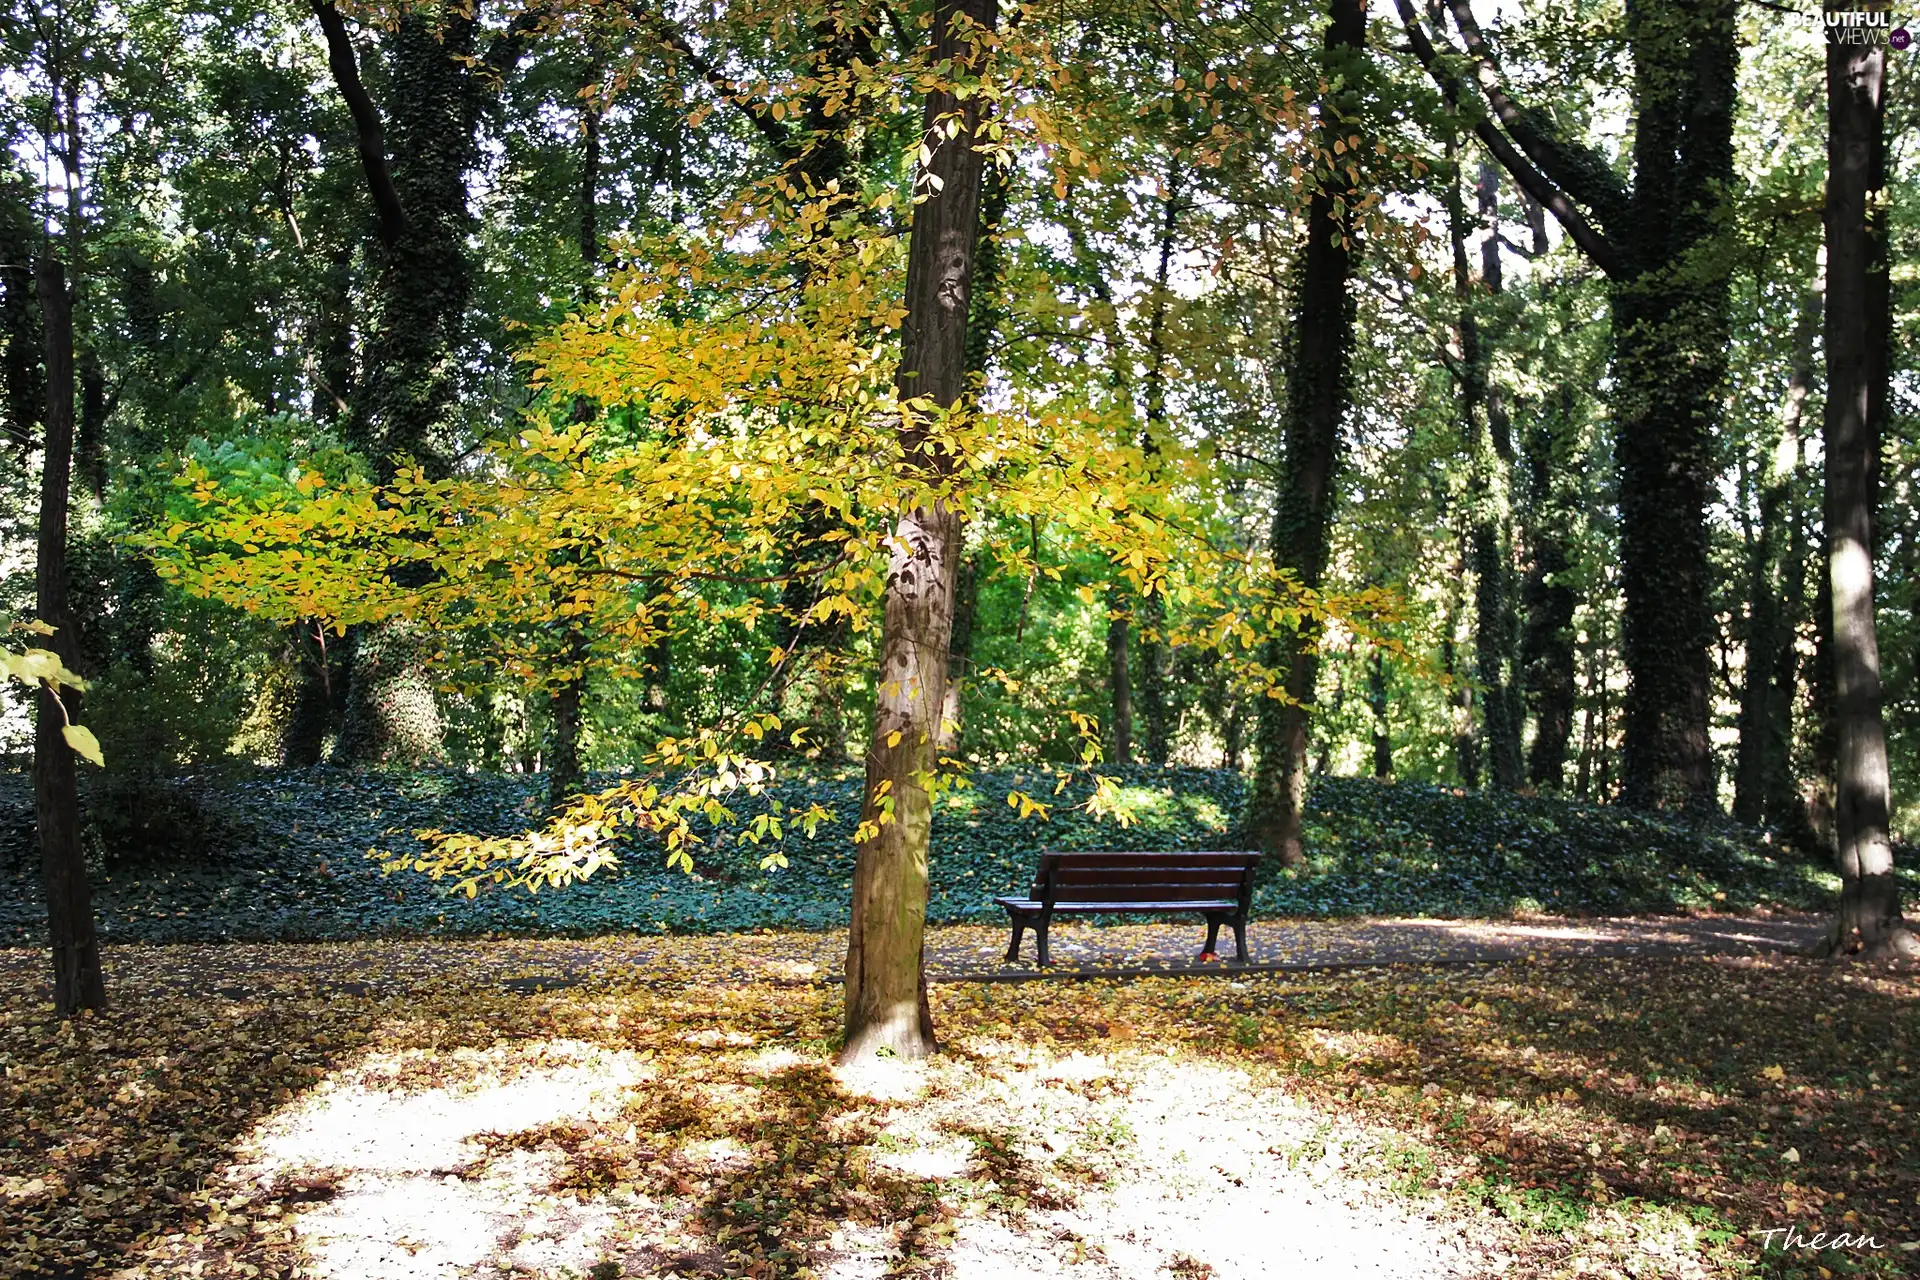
xmin=1107 ymin=594 xmax=1133 ymax=764
xmin=1369 ymin=648 xmax=1391 ymax=779
xmin=1821 ymin=16 xmax=1915 ymax=958
xmin=1443 ymin=526 xmax=1480 ymax=786
xmin=35 ymin=256 xmax=105 ymax=1017
xmin=1456 ymin=157 xmax=1521 ymax=789
xmin=547 ymin=75 xmax=605 ymax=811
xmin=842 ymin=0 xmax=997 ymax=1063
xmin=318 ymin=1 xmax=539 ymax=764
xmin=936 ymin=551 xmax=978 ymax=758
xmin=1612 ymin=0 xmax=1736 ymax=810
xmin=1247 ymin=0 xmax=1364 ymax=866
xmin=1135 ymin=175 xmax=1180 ymax=766
xmin=1520 ymin=389 xmax=1577 ymax=790
xmin=1734 ymin=287 xmax=1818 ymax=824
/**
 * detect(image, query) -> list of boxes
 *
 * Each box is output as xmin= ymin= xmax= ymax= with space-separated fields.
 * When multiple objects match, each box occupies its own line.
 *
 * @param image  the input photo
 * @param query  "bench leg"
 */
xmin=1201 ymin=915 xmax=1223 ymax=961
xmin=1004 ymin=916 xmax=1027 ymax=963
xmin=1232 ymin=916 xmax=1249 ymax=964
xmin=1037 ymin=913 xmax=1053 ymax=967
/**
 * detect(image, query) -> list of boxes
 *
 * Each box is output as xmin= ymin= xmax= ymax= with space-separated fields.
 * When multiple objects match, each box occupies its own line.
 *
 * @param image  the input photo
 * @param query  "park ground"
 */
xmin=2 ymin=920 xmax=1916 ymax=1280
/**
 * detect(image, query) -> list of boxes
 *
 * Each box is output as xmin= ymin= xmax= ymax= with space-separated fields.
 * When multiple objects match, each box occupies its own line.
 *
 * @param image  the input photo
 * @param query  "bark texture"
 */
xmin=1821 ymin=17 xmax=1915 ymax=958
xmin=1246 ymin=0 xmax=1365 ymax=866
xmin=842 ymin=0 xmax=997 ymax=1062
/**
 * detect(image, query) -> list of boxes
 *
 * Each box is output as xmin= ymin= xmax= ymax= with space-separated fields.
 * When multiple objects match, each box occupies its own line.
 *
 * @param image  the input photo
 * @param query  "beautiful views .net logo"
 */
xmin=1820 ymin=9 xmax=1912 ymax=48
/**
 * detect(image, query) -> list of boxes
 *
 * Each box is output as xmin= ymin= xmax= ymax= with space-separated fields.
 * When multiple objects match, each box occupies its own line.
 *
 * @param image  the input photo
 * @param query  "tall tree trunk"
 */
xmin=1396 ymin=0 xmax=1735 ymax=811
xmin=547 ymin=74 xmax=605 ymax=811
xmin=1735 ymin=287 xmax=1818 ymax=824
xmin=1369 ymin=647 xmax=1392 ymax=779
xmin=842 ymin=0 xmax=996 ymax=1063
xmin=1136 ymin=173 xmax=1181 ymax=766
xmin=1768 ymin=453 xmax=1817 ymax=843
xmin=1821 ymin=14 xmax=1914 ymax=958
xmin=1612 ymin=0 xmax=1736 ymax=810
xmin=1456 ymin=157 xmax=1522 ymax=788
xmin=35 ymin=256 xmax=104 ymax=1017
xmin=1247 ymin=0 xmax=1365 ymax=866
xmin=1443 ymin=525 xmax=1481 ymax=786
xmin=937 ymin=551 xmax=979 ymax=758
xmin=314 ymin=1 xmax=540 ymax=764
xmin=1107 ymin=593 xmax=1134 ymax=764
xmin=1521 ymin=388 xmax=1577 ymax=790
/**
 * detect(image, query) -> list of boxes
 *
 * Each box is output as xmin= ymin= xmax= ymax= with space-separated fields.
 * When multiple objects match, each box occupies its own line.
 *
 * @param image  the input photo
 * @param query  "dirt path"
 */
xmin=0 ymin=911 xmax=1829 ymax=1001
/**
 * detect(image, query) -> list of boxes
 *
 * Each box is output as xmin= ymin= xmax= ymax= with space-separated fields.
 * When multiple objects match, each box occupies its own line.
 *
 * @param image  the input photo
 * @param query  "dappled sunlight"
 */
xmin=5 ymin=945 xmax=1915 ymax=1277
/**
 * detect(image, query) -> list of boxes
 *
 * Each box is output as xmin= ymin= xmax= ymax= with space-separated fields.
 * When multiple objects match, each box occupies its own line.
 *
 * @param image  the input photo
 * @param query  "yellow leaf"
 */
xmin=886 ymin=730 xmax=902 ymax=748
xmin=62 ymin=723 xmax=104 ymax=767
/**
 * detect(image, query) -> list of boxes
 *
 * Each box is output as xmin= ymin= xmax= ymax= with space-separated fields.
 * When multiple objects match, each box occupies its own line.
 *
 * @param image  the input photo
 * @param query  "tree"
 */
xmin=1247 ymin=0 xmax=1366 ymax=866
xmin=310 ymin=0 xmax=546 ymax=764
xmin=1820 ymin=7 xmax=1914 ymax=958
xmin=1396 ymin=0 xmax=1737 ymax=810
xmin=840 ymin=0 xmax=999 ymax=1063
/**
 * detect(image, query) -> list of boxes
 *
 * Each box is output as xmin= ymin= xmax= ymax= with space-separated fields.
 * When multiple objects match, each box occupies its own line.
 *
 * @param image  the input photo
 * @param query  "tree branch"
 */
xmin=1443 ymin=1 xmax=1630 ymax=228
xmin=1393 ymin=0 xmax=1621 ymax=276
xmin=628 ymin=6 xmax=798 ymax=160
xmin=308 ymin=0 xmax=407 ymax=247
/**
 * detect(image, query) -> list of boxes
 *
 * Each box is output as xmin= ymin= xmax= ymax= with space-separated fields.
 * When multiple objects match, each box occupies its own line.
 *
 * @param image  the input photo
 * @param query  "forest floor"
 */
xmin=2 ymin=927 xmax=1915 ymax=1280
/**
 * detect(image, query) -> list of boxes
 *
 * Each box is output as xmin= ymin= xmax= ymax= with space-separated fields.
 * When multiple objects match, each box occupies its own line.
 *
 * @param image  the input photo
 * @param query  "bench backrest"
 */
xmin=1029 ymin=850 xmax=1260 ymax=907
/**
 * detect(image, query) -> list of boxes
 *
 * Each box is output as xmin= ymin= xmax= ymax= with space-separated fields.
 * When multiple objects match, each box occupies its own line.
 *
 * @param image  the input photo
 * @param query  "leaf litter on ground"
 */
xmin=1 ymin=939 xmax=1915 ymax=1279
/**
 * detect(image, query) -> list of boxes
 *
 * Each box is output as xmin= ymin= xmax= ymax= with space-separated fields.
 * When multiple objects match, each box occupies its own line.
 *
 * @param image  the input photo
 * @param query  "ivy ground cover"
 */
xmin=0 ymin=768 xmax=1871 ymax=945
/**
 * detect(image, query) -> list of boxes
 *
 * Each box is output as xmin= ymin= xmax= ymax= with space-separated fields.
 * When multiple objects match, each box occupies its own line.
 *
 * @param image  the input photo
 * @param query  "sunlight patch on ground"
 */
xmin=235 ymin=1039 xmax=650 ymax=1278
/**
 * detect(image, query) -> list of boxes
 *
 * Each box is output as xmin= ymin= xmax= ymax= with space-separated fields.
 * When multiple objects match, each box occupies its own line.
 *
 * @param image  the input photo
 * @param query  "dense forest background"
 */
xmin=0 ymin=0 xmax=1913 ymax=904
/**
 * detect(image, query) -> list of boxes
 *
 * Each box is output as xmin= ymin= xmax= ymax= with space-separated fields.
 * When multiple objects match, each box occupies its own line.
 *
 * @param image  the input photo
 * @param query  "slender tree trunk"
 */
xmin=1135 ymin=173 xmax=1180 ymax=766
xmin=1521 ymin=388 xmax=1577 ymax=790
xmin=1107 ymin=593 xmax=1133 ymax=763
xmin=1821 ymin=14 xmax=1915 ymax=957
xmin=1735 ymin=287 xmax=1818 ymax=824
xmin=842 ymin=0 xmax=997 ymax=1063
xmin=1768 ymin=457 xmax=1817 ymax=843
xmin=1456 ymin=157 xmax=1521 ymax=789
xmin=35 ymin=256 xmax=104 ymax=1017
xmin=1247 ymin=0 xmax=1364 ymax=866
xmin=1443 ymin=526 xmax=1481 ymax=786
xmin=547 ymin=75 xmax=604 ymax=810
xmin=937 ymin=551 xmax=979 ymax=758
xmin=1369 ymin=648 xmax=1391 ymax=779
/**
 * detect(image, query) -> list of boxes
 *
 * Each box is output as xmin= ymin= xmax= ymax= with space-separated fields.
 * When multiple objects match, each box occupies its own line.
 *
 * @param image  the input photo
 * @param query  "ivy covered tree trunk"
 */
xmin=1397 ymin=0 xmax=1736 ymax=811
xmin=35 ymin=256 xmax=105 ymax=1017
xmin=841 ymin=0 xmax=996 ymax=1063
xmin=1521 ymin=389 xmax=1577 ymax=790
xmin=1248 ymin=0 xmax=1364 ymax=866
xmin=312 ymin=0 xmax=539 ymax=764
xmin=1456 ymin=157 xmax=1521 ymax=789
xmin=1821 ymin=19 xmax=1915 ymax=958
xmin=1610 ymin=0 xmax=1735 ymax=809
xmin=1734 ymin=288 xmax=1817 ymax=825
xmin=547 ymin=74 xmax=605 ymax=811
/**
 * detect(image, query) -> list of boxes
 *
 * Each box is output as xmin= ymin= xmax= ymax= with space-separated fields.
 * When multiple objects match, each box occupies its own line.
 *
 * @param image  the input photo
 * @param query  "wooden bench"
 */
xmin=995 ymin=850 xmax=1261 ymax=966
